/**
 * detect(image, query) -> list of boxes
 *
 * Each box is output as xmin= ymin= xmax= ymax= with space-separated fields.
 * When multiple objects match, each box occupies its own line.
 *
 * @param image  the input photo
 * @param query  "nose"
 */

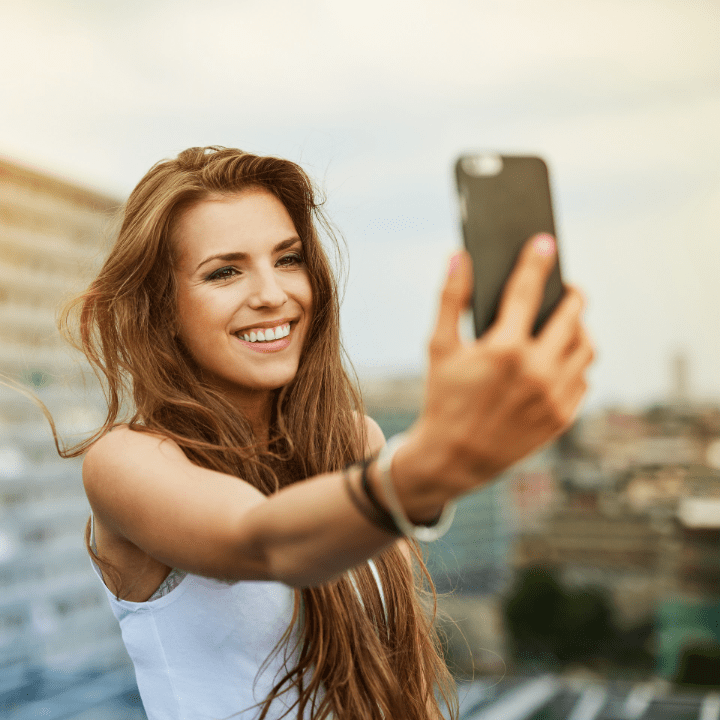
xmin=246 ymin=265 xmax=288 ymax=310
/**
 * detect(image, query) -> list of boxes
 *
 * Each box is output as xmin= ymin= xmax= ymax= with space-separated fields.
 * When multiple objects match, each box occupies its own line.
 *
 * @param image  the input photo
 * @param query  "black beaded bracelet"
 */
xmin=343 ymin=460 xmax=402 ymax=536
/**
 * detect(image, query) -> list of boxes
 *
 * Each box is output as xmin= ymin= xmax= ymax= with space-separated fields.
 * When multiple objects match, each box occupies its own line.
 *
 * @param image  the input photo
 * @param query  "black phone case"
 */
xmin=455 ymin=154 xmax=564 ymax=337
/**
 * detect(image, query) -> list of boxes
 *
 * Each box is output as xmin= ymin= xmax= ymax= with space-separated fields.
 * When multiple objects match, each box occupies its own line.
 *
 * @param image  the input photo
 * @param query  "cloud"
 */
xmin=3 ymin=0 xmax=716 ymax=121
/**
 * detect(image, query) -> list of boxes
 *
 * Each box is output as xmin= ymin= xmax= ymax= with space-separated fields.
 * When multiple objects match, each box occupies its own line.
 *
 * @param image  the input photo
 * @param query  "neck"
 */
xmin=231 ymin=388 xmax=274 ymax=443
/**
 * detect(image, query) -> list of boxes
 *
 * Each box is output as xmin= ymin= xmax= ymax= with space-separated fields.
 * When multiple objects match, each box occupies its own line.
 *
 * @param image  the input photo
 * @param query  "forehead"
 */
xmin=172 ymin=189 xmax=298 ymax=266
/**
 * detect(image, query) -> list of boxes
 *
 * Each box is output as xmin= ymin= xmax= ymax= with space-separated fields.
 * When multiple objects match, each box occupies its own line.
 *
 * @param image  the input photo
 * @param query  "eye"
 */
xmin=207 ymin=266 xmax=238 ymax=281
xmin=277 ymin=252 xmax=304 ymax=268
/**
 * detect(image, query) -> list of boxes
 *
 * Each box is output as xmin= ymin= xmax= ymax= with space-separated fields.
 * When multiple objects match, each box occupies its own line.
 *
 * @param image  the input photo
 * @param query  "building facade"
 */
xmin=513 ymin=402 xmax=720 ymax=679
xmin=0 ymin=156 xmax=127 ymax=695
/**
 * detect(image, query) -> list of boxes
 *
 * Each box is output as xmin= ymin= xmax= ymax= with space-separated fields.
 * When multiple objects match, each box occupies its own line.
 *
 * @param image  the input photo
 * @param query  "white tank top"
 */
xmin=90 ymin=554 xmax=306 ymax=719
xmin=89 ymin=520 xmax=385 ymax=720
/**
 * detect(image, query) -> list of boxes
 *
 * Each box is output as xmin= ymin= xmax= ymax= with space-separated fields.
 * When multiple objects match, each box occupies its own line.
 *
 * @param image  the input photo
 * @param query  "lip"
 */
xmin=232 ymin=317 xmax=297 ymax=335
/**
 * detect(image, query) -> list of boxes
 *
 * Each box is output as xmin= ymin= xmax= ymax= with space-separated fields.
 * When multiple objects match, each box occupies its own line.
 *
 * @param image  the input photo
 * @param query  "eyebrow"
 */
xmin=195 ymin=236 xmax=302 ymax=273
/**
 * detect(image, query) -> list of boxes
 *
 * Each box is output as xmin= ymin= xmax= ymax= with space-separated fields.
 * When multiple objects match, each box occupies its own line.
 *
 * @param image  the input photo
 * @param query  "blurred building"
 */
xmin=0 ymin=156 xmax=135 ymax=710
xmin=513 ymin=395 xmax=720 ymax=680
xmin=0 ymin=157 xmax=117 ymax=381
xmin=360 ymin=372 xmax=423 ymax=438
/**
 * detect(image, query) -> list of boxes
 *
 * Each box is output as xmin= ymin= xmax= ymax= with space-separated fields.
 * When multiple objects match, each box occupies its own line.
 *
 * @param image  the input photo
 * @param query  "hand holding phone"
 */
xmin=390 ymin=239 xmax=593 ymax=515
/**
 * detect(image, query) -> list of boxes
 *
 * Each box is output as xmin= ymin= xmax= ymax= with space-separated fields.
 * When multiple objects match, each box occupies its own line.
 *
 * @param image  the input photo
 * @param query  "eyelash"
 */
xmin=206 ymin=253 xmax=304 ymax=282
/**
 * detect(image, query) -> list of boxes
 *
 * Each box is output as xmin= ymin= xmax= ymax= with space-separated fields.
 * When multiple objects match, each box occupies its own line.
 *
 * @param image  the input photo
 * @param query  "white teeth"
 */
xmin=238 ymin=323 xmax=291 ymax=342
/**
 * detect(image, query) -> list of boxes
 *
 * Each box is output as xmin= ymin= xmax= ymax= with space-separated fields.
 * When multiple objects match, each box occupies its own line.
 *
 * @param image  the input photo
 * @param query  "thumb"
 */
xmin=428 ymin=250 xmax=473 ymax=358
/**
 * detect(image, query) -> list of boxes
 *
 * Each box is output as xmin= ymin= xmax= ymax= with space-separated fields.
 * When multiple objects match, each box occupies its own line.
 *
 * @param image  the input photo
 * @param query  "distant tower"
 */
xmin=670 ymin=351 xmax=690 ymax=405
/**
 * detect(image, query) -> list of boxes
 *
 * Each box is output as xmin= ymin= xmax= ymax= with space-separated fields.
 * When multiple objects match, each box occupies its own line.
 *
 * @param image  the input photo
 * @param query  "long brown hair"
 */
xmin=56 ymin=146 xmax=457 ymax=719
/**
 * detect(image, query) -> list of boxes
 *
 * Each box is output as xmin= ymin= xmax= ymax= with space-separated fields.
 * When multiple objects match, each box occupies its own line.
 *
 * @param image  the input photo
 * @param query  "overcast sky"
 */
xmin=1 ymin=0 xmax=719 ymax=411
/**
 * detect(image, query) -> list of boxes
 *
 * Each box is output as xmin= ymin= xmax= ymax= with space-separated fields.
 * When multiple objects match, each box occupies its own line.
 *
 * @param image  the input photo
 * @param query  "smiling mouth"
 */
xmin=234 ymin=322 xmax=292 ymax=343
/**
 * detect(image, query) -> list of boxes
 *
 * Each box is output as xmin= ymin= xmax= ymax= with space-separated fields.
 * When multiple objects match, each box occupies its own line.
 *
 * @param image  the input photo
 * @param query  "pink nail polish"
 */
xmin=448 ymin=252 xmax=461 ymax=276
xmin=533 ymin=234 xmax=556 ymax=256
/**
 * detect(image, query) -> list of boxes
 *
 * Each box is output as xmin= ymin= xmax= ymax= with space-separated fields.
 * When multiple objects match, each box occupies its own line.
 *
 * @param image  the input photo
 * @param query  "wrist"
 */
xmin=369 ymin=424 xmax=452 ymax=524
xmin=370 ymin=432 xmax=456 ymax=541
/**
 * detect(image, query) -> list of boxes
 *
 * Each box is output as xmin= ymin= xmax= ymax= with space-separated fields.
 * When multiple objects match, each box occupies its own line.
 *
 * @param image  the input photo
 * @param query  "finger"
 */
xmin=519 ymin=371 xmax=589 ymax=436
xmin=536 ymin=285 xmax=585 ymax=359
xmin=563 ymin=318 xmax=598 ymax=362
xmin=562 ymin=322 xmax=584 ymax=359
xmin=562 ymin=329 xmax=595 ymax=377
xmin=490 ymin=234 xmax=558 ymax=342
xmin=428 ymin=250 xmax=473 ymax=358
xmin=546 ymin=335 xmax=594 ymax=420
xmin=559 ymin=377 xmax=589 ymax=427
xmin=507 ymin=329 xmax=593 ymax=427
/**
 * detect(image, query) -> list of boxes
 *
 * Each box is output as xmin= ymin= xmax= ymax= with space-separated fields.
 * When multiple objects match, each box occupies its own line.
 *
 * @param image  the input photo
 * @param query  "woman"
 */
xmin=57 ymin=146 xmax=593 ymax=720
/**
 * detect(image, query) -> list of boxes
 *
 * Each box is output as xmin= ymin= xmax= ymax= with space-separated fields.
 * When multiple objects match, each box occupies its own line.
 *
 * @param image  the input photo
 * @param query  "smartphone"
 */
xmin=455 ymin=154 xmax=564 ymax=337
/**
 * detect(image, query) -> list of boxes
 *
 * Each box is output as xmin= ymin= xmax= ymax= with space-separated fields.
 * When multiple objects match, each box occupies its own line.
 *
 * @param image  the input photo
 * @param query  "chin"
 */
xmin=234 ymin=367 xmax=300 ymax=393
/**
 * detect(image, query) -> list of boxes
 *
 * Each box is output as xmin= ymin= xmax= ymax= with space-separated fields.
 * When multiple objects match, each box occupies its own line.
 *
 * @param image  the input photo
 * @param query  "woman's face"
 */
xmin=173 ymin=189 xmax=313 ymax=407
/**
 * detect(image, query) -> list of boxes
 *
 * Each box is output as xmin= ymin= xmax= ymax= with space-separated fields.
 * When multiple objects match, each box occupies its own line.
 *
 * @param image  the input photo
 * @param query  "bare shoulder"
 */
xmin=350 ymin=410 xmax=386 ymax=457
xmin=81 ymin=423 xmax=267 ymax=580
xmin=363 ymin=415 xmax=386 ymax=457
xmin=83 ymin=426 xmax=184 ymax=503
xmin=85 ymin=424 xmax=180 ymax=460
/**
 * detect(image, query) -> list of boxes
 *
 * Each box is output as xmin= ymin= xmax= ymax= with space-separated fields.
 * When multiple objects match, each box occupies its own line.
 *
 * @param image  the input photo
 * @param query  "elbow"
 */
xmin=261 ymin=545 xmax=343 ymax=588
xmin=228 ymin=516 xmax=310 ymax=587
xmin=261 ymin=550 xmax=318 ymax=588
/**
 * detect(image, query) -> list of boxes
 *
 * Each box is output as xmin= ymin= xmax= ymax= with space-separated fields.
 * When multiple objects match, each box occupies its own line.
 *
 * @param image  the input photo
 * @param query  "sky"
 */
xmin=1 ymin=0 xmax=718 ymax=411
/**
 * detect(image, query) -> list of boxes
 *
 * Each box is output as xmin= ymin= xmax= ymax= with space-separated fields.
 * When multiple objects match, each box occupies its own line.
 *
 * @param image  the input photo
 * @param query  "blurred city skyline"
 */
xmin=1 ymin=0 xmax=718 ymax=411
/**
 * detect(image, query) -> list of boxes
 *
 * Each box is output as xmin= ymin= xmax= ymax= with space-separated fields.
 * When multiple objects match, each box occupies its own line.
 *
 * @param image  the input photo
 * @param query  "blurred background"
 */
xmin=1 ymin=0 xmax=718 ymax=718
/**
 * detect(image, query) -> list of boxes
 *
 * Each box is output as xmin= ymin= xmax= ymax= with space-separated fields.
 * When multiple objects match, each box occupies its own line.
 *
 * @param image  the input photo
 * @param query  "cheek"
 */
xmin=297 ymin=274 xmax=314 ymax=316
xmin=175 ymin=289 xmax=196 ymax=336
xmin=304 ymin=286 xmax=314 ymax=318
xmin=175 ymin=288 xmax=220 ymax=339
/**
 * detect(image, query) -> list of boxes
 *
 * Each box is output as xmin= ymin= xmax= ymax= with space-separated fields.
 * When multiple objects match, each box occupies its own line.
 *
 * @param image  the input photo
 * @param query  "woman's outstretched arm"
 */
xmin=83 ymin=415 xmax=395 ymax=588
xmin=83 ymin=235 xmax=593 ymax=588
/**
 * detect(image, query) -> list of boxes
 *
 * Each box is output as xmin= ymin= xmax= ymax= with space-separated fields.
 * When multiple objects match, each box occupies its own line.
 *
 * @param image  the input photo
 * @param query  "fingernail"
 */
xmin=533 ymin=234 xmax=556 ymax=256
xmin=448 ymin=251 xmax=462 ymax=276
